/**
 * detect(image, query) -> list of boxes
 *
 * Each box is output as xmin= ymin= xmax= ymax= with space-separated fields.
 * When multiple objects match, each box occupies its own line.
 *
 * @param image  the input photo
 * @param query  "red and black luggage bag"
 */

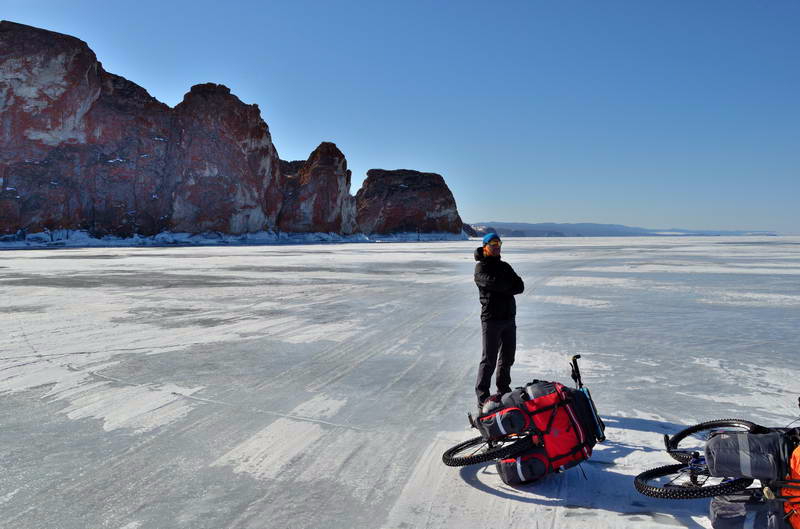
xmin=473 ymin=398 xmax=530 ymax=441
xmin=521 ymin=380 xmax=597 ymax=471
xmin=496 ymin=443 xmax=550 ymax=485
xmin=478 ymin=379 xmax=602 ymax=485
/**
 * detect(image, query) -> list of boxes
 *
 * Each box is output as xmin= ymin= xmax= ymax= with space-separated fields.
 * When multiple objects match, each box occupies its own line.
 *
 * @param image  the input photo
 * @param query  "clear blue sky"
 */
xmin=4 ymin=0 xmax=799 ymax=233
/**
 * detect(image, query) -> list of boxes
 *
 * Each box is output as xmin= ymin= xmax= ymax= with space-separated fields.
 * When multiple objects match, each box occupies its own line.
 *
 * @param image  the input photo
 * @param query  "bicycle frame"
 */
xmin=571 ymin=355 xmax=606 ymax=442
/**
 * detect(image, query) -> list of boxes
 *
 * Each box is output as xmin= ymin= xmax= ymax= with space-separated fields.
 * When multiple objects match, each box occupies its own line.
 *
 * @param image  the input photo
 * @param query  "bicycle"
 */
xmin=634 ymin=399 xmax=800 ymax=500
xmin=442 ymin=355 xmax=605 ymax=469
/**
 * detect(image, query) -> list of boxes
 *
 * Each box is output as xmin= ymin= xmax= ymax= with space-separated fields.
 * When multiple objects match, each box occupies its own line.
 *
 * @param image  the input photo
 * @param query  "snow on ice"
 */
xmin=1 ymin=236 xmax=799 ymax=528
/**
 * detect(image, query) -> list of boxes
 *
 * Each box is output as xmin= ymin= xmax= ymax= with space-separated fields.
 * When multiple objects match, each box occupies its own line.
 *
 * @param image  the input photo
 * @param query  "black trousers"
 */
xmin=475 ymin=319 xmax=516 ymax=403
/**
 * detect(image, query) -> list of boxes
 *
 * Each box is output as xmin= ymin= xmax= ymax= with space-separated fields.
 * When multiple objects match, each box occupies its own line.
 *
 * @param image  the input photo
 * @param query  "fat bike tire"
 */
xmin=667 ymin=419 xmax=765 ymax=463
xmin=442 ymin=435 xmax=532 ymax=467
xmin=634 ymin=464 xmax=753 ymax=500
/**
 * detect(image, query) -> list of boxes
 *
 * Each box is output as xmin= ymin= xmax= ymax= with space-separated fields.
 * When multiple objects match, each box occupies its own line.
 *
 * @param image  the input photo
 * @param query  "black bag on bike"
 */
xmin=709 ymin=492 xmax=791 ymax=529
xmin=495 ymin=443 xmax=549 ymax=486
xmin=705 ymin=431 xmax=790 ymax=481
xmin=561 ymin=386 xmax=604 ymax=446
xmin=474 ymin=400 xmax=530 ymax=441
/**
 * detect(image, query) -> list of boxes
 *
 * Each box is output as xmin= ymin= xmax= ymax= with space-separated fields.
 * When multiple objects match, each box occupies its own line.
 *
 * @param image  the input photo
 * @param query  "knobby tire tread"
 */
xmin=442 ymin=435 xmax=532 ymax=467
xmin=634 ymin=464 xmax=753 ymax=499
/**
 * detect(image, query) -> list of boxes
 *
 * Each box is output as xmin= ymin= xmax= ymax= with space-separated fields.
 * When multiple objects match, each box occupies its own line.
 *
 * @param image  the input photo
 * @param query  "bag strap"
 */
xmin=540 ymin=401 xmax=561 ymax=435
xmin=547 ymin=441 xmax=594 ymax=464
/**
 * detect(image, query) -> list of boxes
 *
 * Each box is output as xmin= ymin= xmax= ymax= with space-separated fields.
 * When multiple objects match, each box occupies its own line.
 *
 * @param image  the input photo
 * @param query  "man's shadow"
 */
xmin=456 ymin=415 xmax=719 ymax=529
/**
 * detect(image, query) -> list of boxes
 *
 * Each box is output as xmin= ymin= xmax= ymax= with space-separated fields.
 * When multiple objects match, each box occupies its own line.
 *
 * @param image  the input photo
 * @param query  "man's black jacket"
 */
xmin=474 ymin=246 xmax=525 ymax=322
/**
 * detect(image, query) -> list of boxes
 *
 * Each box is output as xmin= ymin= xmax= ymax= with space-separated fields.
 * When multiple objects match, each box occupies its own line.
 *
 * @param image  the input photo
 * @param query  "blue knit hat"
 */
xmin=482 ymin=233 xmax=501 ymax=245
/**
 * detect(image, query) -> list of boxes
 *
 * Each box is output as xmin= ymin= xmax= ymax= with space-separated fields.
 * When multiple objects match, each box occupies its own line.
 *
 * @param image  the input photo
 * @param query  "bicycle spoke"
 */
xmin=466 ymin=445 xmax=483 ymax=457
xmin=665 ymin=472 xmax=684 ymax=487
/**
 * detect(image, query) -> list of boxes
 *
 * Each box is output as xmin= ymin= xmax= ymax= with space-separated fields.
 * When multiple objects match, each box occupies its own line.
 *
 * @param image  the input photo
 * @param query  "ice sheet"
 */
xmin=2 ymin=236 xmax=799 ymax=528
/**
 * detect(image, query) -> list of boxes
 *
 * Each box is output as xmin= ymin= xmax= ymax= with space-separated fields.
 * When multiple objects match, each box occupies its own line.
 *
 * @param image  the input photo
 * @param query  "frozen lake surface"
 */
xmin=2 ymin=237 xmax=799 ymax=529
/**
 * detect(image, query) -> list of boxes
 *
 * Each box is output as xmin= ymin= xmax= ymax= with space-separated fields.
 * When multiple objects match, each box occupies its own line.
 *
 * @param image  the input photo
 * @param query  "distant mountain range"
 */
xmin=466 ymin=222 xmax=777 ymax=238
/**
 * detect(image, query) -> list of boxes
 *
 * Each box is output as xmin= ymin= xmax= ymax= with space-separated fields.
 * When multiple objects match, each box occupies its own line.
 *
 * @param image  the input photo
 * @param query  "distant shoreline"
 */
xmin=467 ymin=221 xmax=778 ymax=238
xmin=2 ymin=229 xmax=793 ymax=251
xmin=0 ymin=229 xmax=468 ymax=250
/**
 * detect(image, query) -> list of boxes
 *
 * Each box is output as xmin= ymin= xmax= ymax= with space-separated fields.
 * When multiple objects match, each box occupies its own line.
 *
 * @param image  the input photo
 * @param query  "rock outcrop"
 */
xmin=355 ymin=169 xmax=463 ymax=235
xmin=0 ymin=21 xmax=465 ymax=240
xmin=277 ymin=142 xmax=356 ymax=234
xmin=461 ymin=223 xmax=478 ymax=237
xmin=0 ymin=20 xmax=173 ymax=236
xmin=0 ymin=21 xmax=281 ymax=236
xmin=170 ymin=83 xmax=282 ymax=234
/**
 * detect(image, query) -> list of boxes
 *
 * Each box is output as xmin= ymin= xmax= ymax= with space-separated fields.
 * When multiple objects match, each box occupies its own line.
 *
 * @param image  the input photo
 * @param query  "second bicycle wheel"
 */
xmin=442 ymin=434 xmax=533 ymax=467
xmin=666 ymin=419 xmax=766 ymax=463
xmin=634 ymin=463 xmax=753 ymax=499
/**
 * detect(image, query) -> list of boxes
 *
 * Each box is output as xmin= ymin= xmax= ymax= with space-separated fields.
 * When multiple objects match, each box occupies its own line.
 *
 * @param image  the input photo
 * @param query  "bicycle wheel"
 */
xmin=667 ymin=419 xmax=766 ymax=463
xmin=442 ymin=434 xmax=533 ymax=467
xmin=634 ymin=463 xmax=753 ymax=499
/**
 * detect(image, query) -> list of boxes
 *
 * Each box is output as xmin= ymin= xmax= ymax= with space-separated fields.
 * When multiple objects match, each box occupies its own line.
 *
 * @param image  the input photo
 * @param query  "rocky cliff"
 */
xmin=0 ymin=21 xmax=283 ymax=236
xmin=277 ymin=142 xmax=356 ymax=234
xmin=355 ymin=169 xmax=463 ymax=235
xmin=0 ymin=21 xmax=464 ymax=239
xmin=170 ymin=83 xmax=282 ymax=234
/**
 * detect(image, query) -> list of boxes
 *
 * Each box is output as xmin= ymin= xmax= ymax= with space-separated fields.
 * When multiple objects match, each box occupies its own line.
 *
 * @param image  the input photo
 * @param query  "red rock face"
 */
xmin=1 ymin=21 xmax=106 ymax=233
xmin=170 ymin=83 xmax=282 ymax=233
xmin=1 ymin=21 xmax=466 ymax=239
xmin=0 ymin=21 xmax=281 ymax=236
xmin=355 ymin=169 xmax=463 ymax=234
xmin=74 ymin=72 xmax=175 ymax=237
xmin=276 ymin=142 xmax=356 ymax=234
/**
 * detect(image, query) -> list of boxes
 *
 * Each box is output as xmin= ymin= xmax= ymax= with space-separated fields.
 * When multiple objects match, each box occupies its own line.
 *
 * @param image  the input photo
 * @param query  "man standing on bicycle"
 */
xmin=474 ymin=233 xmax=524 ymax=413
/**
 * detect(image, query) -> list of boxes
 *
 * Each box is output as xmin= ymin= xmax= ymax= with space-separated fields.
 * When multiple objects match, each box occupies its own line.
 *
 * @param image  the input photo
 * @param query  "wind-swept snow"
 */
xmin=1 ymin=236 xmax=799 ymax=528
